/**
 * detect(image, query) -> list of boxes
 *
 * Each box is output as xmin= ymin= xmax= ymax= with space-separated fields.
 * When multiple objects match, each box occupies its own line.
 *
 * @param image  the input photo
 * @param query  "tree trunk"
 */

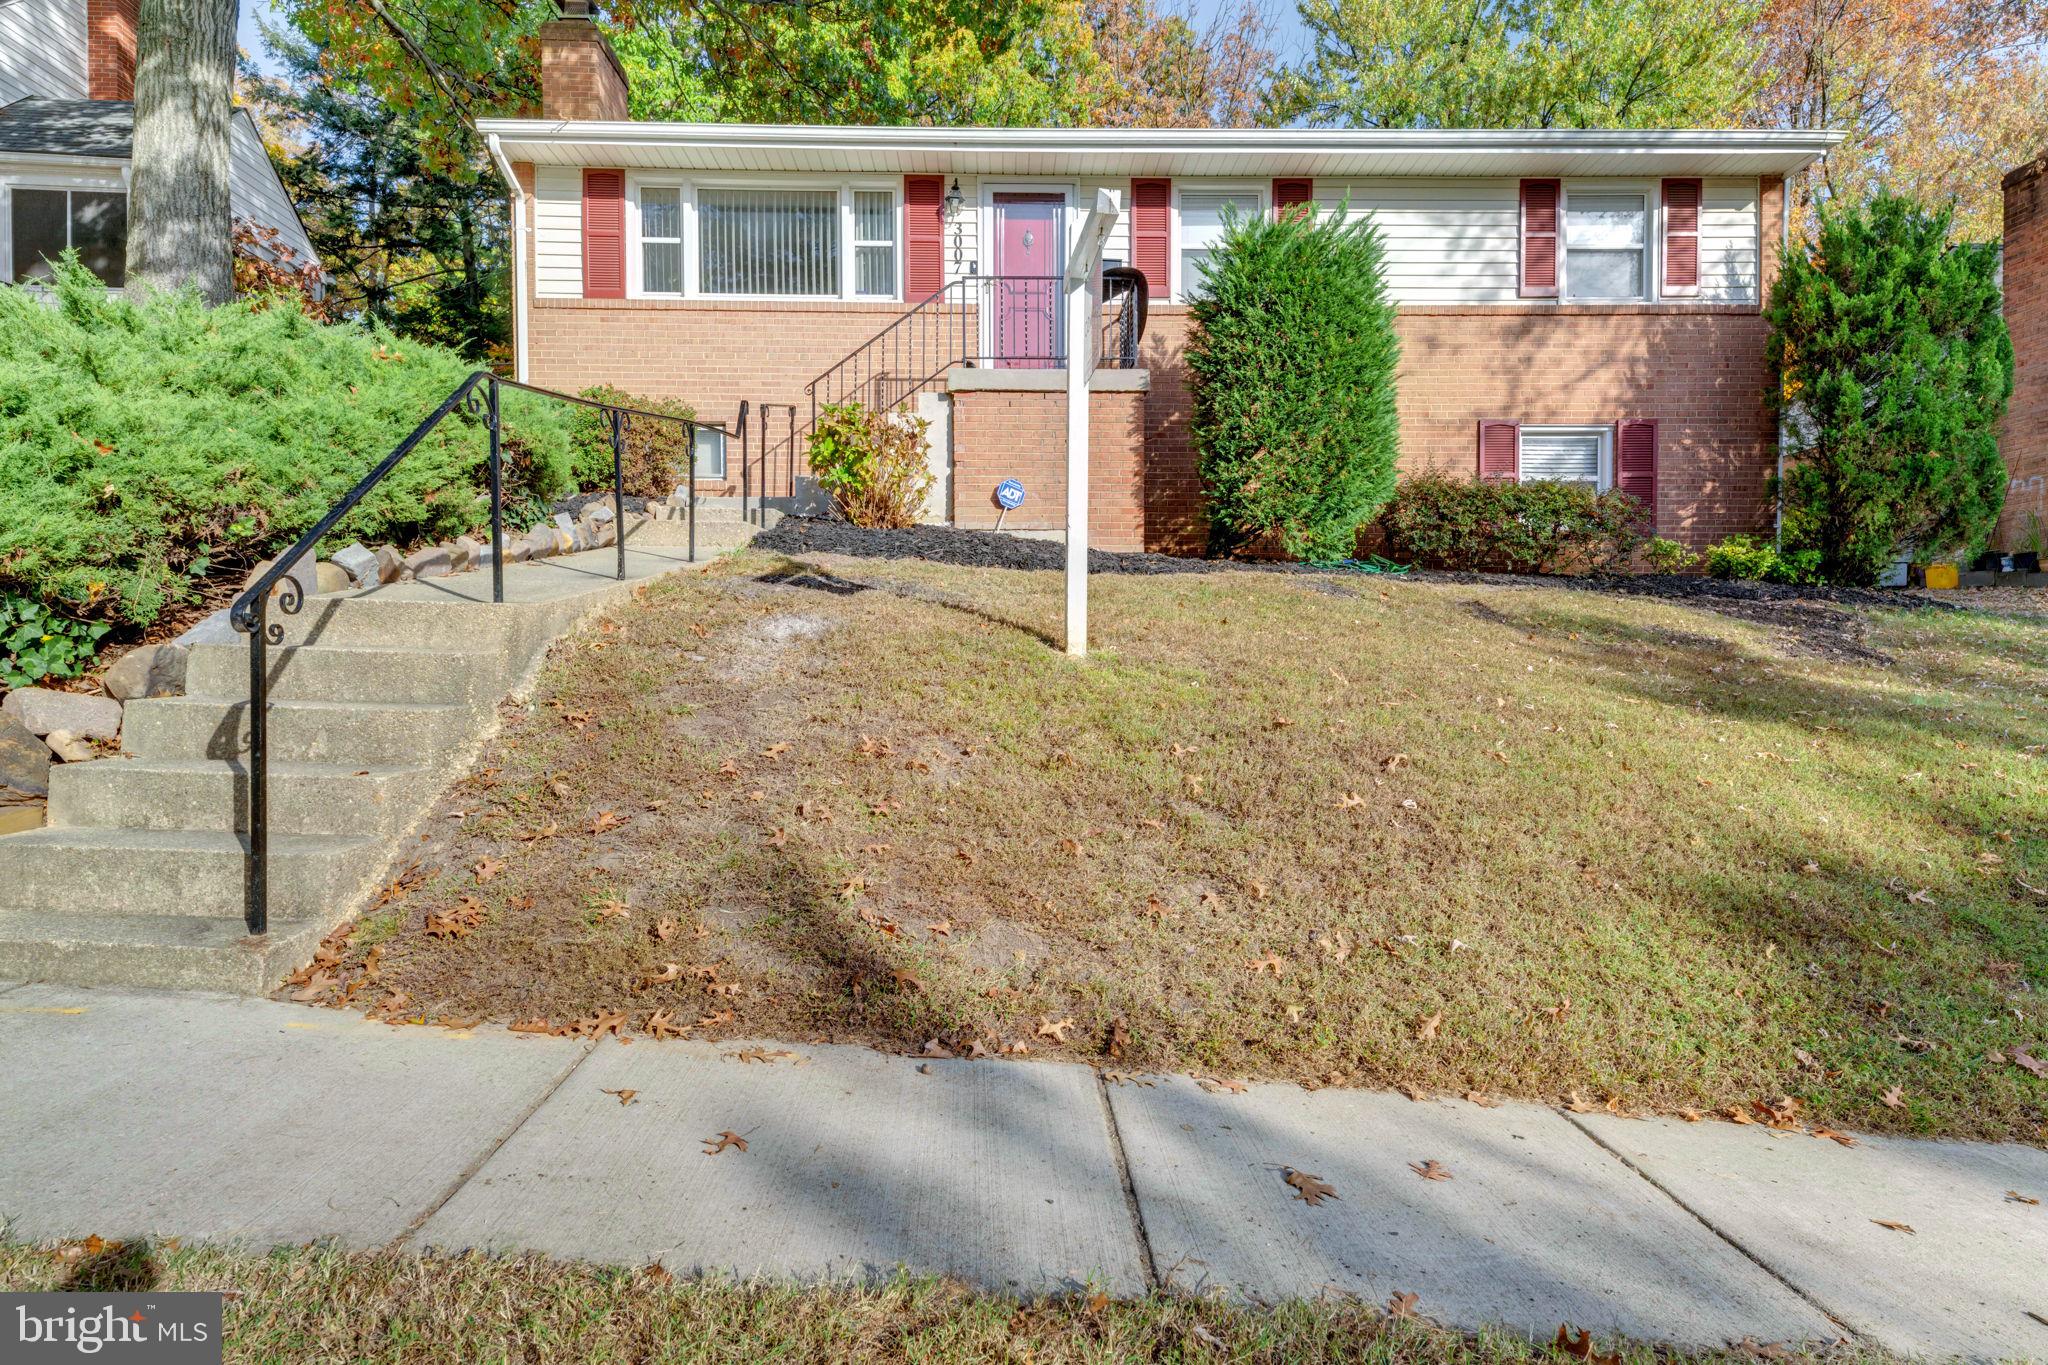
xmin=126 ymin=0 xmax=236 ymax=304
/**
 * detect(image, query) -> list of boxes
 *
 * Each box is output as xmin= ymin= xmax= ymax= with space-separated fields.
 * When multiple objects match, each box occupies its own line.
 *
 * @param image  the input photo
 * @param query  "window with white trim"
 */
xmin=1563 ymin=192 xmax=1647 ymax=301
xmin=693 ymin=427 xmax=726 ymax=479
xmin=697 ymin=187 xmax=839 ymax=297
xmin=852 ymin=189 xmax=896 ymax=298
xmin=1177 ymin=191 xmax=1257 ymax=300
xmin=9 ymin=187 xmax=127 ymax=286
xmin=1519 ymin=425 xmax=1612 ymax=489
xmin=639 ymin=186 xmax=683 ymax=295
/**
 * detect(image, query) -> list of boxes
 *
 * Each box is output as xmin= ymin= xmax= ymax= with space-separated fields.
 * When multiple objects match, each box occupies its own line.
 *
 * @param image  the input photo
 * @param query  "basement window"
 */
xmin=9 ymin=187 xmax=127 ymax=287
xmin=692 ymin=427 xmax=726 ymax=480
xmin=1519 ymin=426 xmax=1611 ymax=490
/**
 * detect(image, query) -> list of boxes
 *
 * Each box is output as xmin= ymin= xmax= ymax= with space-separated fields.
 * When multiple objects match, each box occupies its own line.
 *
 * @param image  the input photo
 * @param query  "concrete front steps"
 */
xmin=0 ymin=533 xmax=759 ymax=995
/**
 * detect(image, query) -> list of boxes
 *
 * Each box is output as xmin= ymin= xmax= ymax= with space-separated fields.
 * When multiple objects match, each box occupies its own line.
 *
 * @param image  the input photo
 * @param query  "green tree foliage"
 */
xmin=1276 ymin=0 xmax=1762 ymax=128
xmin=1187 ymin=204 xmax=1400 ymax=561
xmin=1765 ymin=194 xmax=2013 ymax=584
xmin=0 ymin=264 xmax=574 ymax=629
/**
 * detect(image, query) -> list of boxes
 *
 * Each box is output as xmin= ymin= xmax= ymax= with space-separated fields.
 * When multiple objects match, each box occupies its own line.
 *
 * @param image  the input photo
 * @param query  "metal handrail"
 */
xmin=228 ymin=372 xmax=743 ymax=935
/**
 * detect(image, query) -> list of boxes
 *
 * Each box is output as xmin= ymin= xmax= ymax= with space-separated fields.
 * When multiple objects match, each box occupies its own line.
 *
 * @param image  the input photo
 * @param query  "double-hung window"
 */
xmin=1177 ymin=190 xmax=1258 ymax=300
xmin=852 ymin=190 xmax=896 ymax=298
xmin=9 ymin=187 xmax=127 ymax=286
xmin=1519 ymin=426 xmax=1612 ymax=490
xmin=1563 ymin=192 xmax=1648 ymax=301
xmin=639 ymin=186 xmax=683 ymax=295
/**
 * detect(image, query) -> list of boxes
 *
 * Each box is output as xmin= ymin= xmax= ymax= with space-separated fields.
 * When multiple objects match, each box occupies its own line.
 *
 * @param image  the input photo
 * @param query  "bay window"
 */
xmin=9 ymin=187 xmax=127 ymax=287
xmin=1563 ymin=192 xmax=1647 ymax=301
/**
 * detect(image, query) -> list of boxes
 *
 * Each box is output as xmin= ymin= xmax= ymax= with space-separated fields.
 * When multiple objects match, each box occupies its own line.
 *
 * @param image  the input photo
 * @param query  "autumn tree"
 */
xmin=127 ymin=0 xmax=236 ymax=302
xmin=1275 ymin=0 xmax=1764 ymax=129
xmin=1070 ymin=0 xmax=1276 ymax=128
xmin=1749 ymin=0 xmax=2048 ymax=239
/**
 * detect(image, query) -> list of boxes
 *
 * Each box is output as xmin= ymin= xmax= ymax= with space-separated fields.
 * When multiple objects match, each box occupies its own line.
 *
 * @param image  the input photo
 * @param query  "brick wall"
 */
xmin=1141 ymin=305 xmax=1776 ymax=556
xmin=951 ymin=390 xmax=1147 ymax=551
xmin=539 ymin=19 xmax=630 ymax=121
xmin=1999 ymin=152 xmax=2048 ymax=552
xmin=86 ymin=0 xmax=136 ymax=101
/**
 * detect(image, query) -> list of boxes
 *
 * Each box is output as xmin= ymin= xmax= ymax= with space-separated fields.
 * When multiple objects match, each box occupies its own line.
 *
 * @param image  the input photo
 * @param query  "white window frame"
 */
xmin=0 ymin=165 xmax=131 ymax=287
xmin=1559 ymin=181 xmax=1655 ymax=304
xmin=692 ymin=426 xmax=727 ymax=481
xmin=1172 ymin=182 xmax=1264 ymax=303
xmin=1518 ymin=424 xmax=1614 ymax=491
xmin=849 ymin=186 xmax=900 ymax=300
xmin=626 ymin=173 xmax=902 ymax=303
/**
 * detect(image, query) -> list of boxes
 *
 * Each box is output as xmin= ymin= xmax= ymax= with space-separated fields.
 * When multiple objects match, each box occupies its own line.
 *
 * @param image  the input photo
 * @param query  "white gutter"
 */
xmin=486 ymin=132 xmax=528 ymax=384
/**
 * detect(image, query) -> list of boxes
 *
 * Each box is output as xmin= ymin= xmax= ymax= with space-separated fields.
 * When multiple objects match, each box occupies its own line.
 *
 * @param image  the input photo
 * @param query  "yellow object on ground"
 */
xmin=1923 ymin=563 xmax=1960 ymax=590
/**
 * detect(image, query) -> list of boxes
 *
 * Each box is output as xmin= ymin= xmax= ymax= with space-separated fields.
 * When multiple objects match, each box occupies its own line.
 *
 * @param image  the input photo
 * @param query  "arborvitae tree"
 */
xmin=1187 ymin=203 xmax=1400 ymax=560
xmin=1765 ymin=195 xmax=2013 ymax=584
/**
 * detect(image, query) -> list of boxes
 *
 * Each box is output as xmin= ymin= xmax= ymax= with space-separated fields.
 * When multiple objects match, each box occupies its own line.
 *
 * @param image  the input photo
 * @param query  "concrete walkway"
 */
xmin=2 ymin=982 xmax=2044 ymax=1361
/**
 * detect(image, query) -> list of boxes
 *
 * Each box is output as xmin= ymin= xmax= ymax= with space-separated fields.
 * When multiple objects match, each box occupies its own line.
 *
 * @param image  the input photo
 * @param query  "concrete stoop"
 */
xmin=0 ymin=526 xmax=760 ymax=996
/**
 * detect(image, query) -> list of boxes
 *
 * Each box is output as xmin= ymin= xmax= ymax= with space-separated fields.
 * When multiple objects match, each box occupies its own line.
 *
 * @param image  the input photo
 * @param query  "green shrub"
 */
xmin=1 ymin=591 xmax=109 ymax=688
xmin=1380 ymin=475 xmax=1645 ymax=573
xmin=807 ymin=401 xmax=933 ymax=529
xmin=0 ymin=261 xmax=576 ymax=629
xmin=1765 ymin=195 xmax=2013 ymax=585
xmin=1703 ymin=534 xmax=1824 ymax=585
xmin=567 ymin=385 xmax=697 ymax=499
xmin=1642 ymin=537 xmax=1698 ymax=573
xmin=1187 ymin=199 xmax=1401 ymax=560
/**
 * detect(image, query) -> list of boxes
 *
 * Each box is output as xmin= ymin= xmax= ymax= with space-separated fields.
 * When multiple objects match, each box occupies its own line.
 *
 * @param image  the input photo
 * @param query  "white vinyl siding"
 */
xmin=227 ymin=111 xmax=318 ymax=269
xmin=1698 ymin=178 xmax=1760 ymax=304
xmin=1320 ymin=178 xmax=1521 ymax=303
xmin=534 ymin=164 xmax=583 ymax=298
xmin=0 ymin=0 xmax=88 ymax=102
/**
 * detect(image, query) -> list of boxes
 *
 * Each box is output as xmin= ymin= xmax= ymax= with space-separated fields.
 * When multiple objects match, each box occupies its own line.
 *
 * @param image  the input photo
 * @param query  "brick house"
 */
xmin=482 ymin=5 xmax=1839 ymax=555
xmin=1999 ymin=149 xmax=2046 ymax=556
xmin=0 ymin=0 xmax=321 ymax=288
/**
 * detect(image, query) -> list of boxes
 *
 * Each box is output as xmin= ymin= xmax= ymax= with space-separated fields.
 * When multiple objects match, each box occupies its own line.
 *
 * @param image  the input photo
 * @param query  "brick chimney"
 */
xmin=540 ymin=0 xmax=631 ymax=121
xmin=87 ymin=0 xmax=138 ymax=101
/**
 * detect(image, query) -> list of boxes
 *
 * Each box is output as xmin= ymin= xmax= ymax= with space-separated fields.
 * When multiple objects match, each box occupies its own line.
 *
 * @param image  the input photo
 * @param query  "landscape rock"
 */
xmin=505 ymin=540 xmax=533 ymax=564
xmin=314 ymin=562 xmax=354 ymax=595
xmin=0 ymin=712 xmax=52 ymax=803
xmin=405 ymin=545 xmax=454 ymax=580
xmin=1 ymin=688 xmax=122 ymax=741
xmin=43 ymin=729 xmax=96 ymax=763
xmin=242 ymin=552 xmax=318 ymax=603
xmin=330 ymin=543 xmax=380 ymax=586
xmin=102 ymin=642 xmax=187 ymax=701
xmin=0 ymin=801 xmax=44 ymax=835
xmin=581 ymin=500 xmax=616 ymax=526
xmin=373 ymin=546 xmax=405 ymax=584
xmin=594 ymin=522 xmax=617 ymax=548
xmin=170 ymin=610 xmax=238 ymax=649
xmin=523 ymin=526 xmax=558 ymax=560
xmin=451 ymin=536 xmax=483 ymax=571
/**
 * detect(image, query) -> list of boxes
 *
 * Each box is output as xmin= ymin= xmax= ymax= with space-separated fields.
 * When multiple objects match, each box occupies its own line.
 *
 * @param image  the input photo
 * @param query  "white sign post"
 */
xmin=1063 ymin=187 xmax=1122 ymax=659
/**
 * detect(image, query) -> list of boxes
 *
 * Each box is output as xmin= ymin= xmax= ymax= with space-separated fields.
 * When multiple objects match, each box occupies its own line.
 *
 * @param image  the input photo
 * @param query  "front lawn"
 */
xmin=301 ymin=550 xmax=2048 ymax=1143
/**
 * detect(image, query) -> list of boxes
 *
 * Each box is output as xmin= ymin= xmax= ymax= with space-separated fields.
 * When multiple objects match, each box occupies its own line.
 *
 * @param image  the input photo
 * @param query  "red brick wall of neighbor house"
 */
xmin=539 ymin=19 xmax=631 ymax=121
xmin=950 ymin=391 xmax=1147 ymax=551
xmin=1998 ymin=152 xmax=2048 ymax=551
xmin=86 ymin=0 xmax=137 ymax=100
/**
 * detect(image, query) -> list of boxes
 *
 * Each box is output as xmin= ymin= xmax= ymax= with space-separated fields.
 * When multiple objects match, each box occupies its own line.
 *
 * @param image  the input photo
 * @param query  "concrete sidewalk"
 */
xmin=1 ymin=981 xmax=2044 ymax=1361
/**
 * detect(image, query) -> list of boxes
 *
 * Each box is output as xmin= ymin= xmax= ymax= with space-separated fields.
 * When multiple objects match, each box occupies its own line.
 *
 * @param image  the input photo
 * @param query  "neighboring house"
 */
xmin=0 ymin=0 xmax=319 ymax=289
xmin=481 ymin=3 xmax=1840 ymax=555
xmin=2000 ymin=149 xmax=2045 ymax=555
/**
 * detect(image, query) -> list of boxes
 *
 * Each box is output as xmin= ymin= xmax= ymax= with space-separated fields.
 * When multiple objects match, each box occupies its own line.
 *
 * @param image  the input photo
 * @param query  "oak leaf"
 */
xmin=472 ymin=857 xmax=504 ymax=884
xmin=590 ymin=810 xmax=628 ymax=835
xmin=1880 ymin=1085 xmax=1905 ymax=1109
xmin=703 ymin=1131 xmax=748 ymax=1155
xmin=601 ymin=1088 xmax=638 ymax=1106
xmin=1387 ymin=1291 xmax=1419 ymax=1320
xmin=644 ymin=1010 xmax=689 ymax=1039
xmin=1463 ymin=1091 xmax=1500 ymax=1108
xmin=1555 ymin=1324 xmax=1621 ymax=1365
xmin=1414 ymin=1011 xmax=1442 ymax=1042
xmin=1409 ymin=1159 xmax=1452 ymax=1181
xmin=636 ymin=962 xmax=683 ymax=990
xmin=1198 ymin=1077 xmax=1249 ymax=1094
xmin=1283 ymin=1168 xmax=1338 ymax=1206
xmin=1036 ymin=1016 xmax=1077 ymax=1043
xmin=1245 ymin=954 xmax=1286 ymax=977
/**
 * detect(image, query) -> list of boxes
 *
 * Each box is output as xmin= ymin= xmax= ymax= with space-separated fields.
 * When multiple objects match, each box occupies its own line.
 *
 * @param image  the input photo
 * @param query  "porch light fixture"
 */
xmin=943 ymin=178 xmax=966 ymax=268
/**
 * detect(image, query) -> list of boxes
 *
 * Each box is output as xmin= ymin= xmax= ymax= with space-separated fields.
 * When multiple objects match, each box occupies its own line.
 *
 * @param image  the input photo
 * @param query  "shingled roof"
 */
xmin=0 ymin=98 xmax=134 ymax=159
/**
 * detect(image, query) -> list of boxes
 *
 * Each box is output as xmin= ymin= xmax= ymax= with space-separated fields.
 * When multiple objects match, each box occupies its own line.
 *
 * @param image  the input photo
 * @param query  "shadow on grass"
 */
xmin=60 ymin=1239 xmax=163 ymax=1292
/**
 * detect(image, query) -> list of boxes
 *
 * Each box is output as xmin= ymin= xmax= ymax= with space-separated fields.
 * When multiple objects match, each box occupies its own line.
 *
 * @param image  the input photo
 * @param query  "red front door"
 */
xmin=991 ymin=193 xmax=1063 ymax=369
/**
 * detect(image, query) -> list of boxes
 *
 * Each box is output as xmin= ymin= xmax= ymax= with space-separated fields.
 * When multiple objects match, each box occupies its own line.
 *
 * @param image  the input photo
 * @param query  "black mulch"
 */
xmin=752 ymin=517 xmax=1959 ymax=664
xmin=553 ymin=491 xmax=654 ymax=517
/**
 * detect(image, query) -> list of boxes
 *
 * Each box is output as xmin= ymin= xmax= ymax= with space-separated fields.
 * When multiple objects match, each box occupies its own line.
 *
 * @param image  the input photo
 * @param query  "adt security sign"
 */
xmin=995 ymin=479 xmax=1026 ymax=510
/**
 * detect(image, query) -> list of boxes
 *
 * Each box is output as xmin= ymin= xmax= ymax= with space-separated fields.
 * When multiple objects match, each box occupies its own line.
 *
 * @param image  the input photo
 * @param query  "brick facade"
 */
xmin=951 ymin=389 xmax=1147 ymax=551
xmin=1999 ymin=152 xmax=2048 ymax=553
xmin=539 ymin=19 xmax=631 ymax=121
xmin=86 ymin=0 xmax=137 ymax=101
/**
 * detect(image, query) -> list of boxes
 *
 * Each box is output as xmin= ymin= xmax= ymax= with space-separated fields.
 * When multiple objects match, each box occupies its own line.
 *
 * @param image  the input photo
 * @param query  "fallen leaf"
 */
xmin=1554 ymin=1324 xmax=1621 ymax=1365
xmin=289 ymin=971 xmax=334 ymax=1002
xmin=1387 ymin=1291 xmax=1419 ymax=1320
xmin=1414 ymin=1011 xmax=1442 ymax=1042
xmin=472 ymin=857 xmax=504 ymax=884
xmin=728 ymin=1048 xmax=799 ymax=1065
xmin=589 ymin=810 xmax=628 ymax=835
xmin=652 ymin=918 xmax=678 ymax=942
xmin=1107 ymin=1019 xmax=1130 ymax=1061
xmin=1811 ymin=1128 xmax=1858 ymax=1147
xmin=508 ymin=1017 xmax=550 ymax=1034
xmin=594 ymin=898 xmax=631 ymax=921
xmin=2005 ymin=1190 xmax=2040 ymax=1205
xmin=1677 ymin=1108 xmax=1704 ymax=1123
xmin=1036 ymin=1016 xmax=1077 ymax=1043
xmin=1880 ymin=1085 xmax=1905 ymax=1109
xmin=703 ymin=1131 xmax=747 ymax=1155
xmin=1871 ymin=1219 xmax=1915 ymax=1234
xmin=1409 ymin=1159 xmax=1452 ymax=1181
xmin=1463 ymin=1091 xmax=1500 ymax=1108
xmin=1245 ymin=953 xmax=1286 ymax=977
xmin=601 ymin=1088 xmax=638 ymax=1106
xmin=1564 ymin=1089 xmax=1596 ymax=1114
xmin=1336 ymin=791 xmax=1366 ymax=810
xmin=1283 ymin=1168 xmax=1338 ymax=1206
xmin=644 ymin=1010 xmax=689 ymax=1039
xmin=2014 ymin=1047 xmax=2048 ymax=1079
xmin=925 ymin=919 xmax=952 ymax=937
xmin=636 ymin=962 xmax=683 ymax=990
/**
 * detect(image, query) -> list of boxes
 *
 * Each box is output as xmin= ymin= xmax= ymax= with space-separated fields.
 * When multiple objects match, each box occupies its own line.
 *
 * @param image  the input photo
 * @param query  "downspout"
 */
xmin=1774 ymin=178 xmax=1791 ymax=550
xmin=486 ymin=134 xmax=529 ymax=384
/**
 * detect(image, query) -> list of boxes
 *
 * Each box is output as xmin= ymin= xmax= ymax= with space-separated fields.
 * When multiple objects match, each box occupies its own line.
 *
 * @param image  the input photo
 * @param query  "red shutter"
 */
xmin=904 ymin=174 xmax=945 ymax=300
xmin=582 ymin=169 xmax=625 ymax=300
xmin=1478 ymin=421 xmax=1519 ymax=482
xmin=1616 ymin=419 xmax=1658 ymax=527
xmin=1519 ymin=179 xmax=1560 ymax=298
xmin=1272 ymin=178 xmax=1312 ymax=221
xmin=1661 ymin=178 xmax=1701 ymax=297
xmin=1132 ymin=178 xmax=1171 ymax=300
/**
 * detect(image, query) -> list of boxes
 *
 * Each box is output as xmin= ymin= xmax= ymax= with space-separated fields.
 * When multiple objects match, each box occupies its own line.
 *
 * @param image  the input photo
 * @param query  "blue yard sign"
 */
xmin=995 ymin=479 xmax=1027 ymax=510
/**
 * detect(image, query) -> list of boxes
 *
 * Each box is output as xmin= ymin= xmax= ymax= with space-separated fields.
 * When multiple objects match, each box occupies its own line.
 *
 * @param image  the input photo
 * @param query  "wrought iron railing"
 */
xmin=228 ymin=372 xmax=743 ymax=935
xmin=804 ymin=270 xmax=1148 ymax=433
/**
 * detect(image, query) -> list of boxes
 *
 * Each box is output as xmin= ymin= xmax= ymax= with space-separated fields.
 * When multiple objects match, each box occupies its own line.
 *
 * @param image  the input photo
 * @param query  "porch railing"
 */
xmin=228 ymin=373 xmax=743 ymax=936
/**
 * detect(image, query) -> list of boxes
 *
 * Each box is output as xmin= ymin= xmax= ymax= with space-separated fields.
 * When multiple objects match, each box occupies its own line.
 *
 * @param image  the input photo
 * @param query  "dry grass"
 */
xmin=0 ymin=1239 xmax=1888 ymax=1364
xmin=298 ymin=551 xmax=2048 ymax=1142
